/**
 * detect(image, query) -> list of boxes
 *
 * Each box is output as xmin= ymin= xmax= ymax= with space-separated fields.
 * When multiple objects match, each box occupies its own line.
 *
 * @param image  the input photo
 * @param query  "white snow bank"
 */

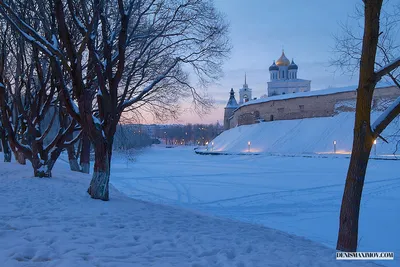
xmin=0 ymin=159 xmax=379 ymax=267
xmin=210 ymin=112 xmax=400 ymax=155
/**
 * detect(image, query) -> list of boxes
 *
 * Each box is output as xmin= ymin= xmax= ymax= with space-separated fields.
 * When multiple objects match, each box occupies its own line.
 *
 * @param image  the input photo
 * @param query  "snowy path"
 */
xmin=111 ymin=146 xmax=400 ymax=267
xmin=0 ymin=160 xmax=381 ymax=267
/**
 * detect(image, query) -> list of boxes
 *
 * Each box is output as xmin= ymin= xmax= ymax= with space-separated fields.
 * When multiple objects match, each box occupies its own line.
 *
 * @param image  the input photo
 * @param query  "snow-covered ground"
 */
xmin=110 ymin=146 xmax=400 ymax=267
xmin=0 ymin=157 xmax=384 ymax=267
xmin=209 ymin=112 xmax=400 ymax=155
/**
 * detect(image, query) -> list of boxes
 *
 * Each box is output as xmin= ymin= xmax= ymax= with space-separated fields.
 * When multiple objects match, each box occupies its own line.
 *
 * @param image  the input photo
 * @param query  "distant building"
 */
xmin=267 ymin=50 xmax=311 ymax=96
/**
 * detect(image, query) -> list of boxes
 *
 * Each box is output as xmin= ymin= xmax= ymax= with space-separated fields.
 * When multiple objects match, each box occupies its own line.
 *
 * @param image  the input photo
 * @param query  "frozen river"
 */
xmin=110 ymin=146 xmax=400 ymax=266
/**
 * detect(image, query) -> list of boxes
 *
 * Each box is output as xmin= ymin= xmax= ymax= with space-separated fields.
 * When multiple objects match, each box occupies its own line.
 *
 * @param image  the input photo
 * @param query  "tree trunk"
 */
xmin=61 ymin=110 xmax=81 ymax=172
xmin=87 ymin=141 xmax=110 ymax=200
xmin=8 ymin=141 xmax=26 ymax=164
xmin=337 ymin=0 xmax=383 ymax=252
xmin=15 ymin=151 xmax=26 ymax=165
xmin=34 ymin=163 xmax=52 ymax=178
xmin=2 ymin=140 xmax=11 ymax=162
xmin=33 ymin=157 xmax=52 ymax=178
xmin=67 ymin=146 xmax=81 ymax=172
xmin=33 ymin=148 xmax=63 ymax=178
xmin=0 ymin=128 xmax=11 ymax=162
xmin=3 ymin=148 xmax=11 ymax=162
xmin=337 ymin=122 xmax=373 ymax=251
xmin=80 ymin=133 xmax=90 ymax=174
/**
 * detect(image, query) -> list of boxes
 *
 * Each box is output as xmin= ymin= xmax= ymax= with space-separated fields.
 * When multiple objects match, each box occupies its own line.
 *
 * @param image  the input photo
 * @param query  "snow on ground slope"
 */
xmin=0 ymin=159 xmax=382 ymax=267
xmin=210 ymin=112 xmax=400 ymax=154
xmin=111 ymin=146 xmax=400 ymax=267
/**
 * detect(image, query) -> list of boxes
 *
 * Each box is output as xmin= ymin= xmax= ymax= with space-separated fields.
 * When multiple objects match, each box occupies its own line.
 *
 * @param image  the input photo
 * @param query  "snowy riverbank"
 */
xmin=211 ymin=112 xmax=400 ymax=155
xmin=0 ymin=157 xmax=382 ymax=267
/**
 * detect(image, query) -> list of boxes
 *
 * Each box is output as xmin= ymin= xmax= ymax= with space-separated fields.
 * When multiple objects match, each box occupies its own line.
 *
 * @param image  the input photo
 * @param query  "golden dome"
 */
xmin=276 ymin=51 xmax=290 ymax=66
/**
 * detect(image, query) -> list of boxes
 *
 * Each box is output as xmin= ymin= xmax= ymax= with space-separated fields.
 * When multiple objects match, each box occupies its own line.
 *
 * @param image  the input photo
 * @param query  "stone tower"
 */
xmin=224 ymin=88 xmax=238 ymax=130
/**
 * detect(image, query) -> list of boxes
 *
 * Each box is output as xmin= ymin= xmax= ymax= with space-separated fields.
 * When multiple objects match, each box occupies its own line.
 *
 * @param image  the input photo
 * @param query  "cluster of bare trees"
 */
xmin=335 ymin=0 xmax=399 ymax=252
xmin=153 ymin=123 xmax=223 ymax=145
xmin=0 ymin=0 xmax=230 ymax=200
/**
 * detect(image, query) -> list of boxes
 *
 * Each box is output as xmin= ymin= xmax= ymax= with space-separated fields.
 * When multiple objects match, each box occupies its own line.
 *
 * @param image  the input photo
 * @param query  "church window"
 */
xmin=278 ymin=108 xmax=284 ymax=113
xmin=299 ymin=105 xmax=304 ymax=111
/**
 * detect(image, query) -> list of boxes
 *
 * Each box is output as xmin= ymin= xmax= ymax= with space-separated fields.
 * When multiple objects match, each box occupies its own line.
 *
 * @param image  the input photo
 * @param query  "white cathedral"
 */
xmin=267 ymin=50 xmax=311 ymax=96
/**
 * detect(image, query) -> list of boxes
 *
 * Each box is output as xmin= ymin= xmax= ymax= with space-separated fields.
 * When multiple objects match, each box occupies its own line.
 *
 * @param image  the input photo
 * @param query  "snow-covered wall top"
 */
xmin=240 ymin=81 xmax=394 ymax=108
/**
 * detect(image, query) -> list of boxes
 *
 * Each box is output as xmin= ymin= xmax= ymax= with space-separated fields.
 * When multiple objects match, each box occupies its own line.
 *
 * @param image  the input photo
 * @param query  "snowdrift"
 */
xmin=0 ymin=159 xmax=379 ymax=267
xmin=211 ymin=112 xmax=400 ymax=155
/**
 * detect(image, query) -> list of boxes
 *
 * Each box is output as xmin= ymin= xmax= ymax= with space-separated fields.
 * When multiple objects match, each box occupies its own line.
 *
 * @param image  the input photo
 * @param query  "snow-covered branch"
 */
xmin=0 ymin=1 xmax=63 ymax=59
xmin=372 ymin=96 xmax=400 ymax=136
xmin=375 ymin=56 xmax=400 ymax=81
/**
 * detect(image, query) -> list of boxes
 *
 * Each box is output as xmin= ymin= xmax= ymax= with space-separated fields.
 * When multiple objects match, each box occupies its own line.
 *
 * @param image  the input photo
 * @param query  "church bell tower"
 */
xmin=239 ymin=74 xmax=252 ymax=104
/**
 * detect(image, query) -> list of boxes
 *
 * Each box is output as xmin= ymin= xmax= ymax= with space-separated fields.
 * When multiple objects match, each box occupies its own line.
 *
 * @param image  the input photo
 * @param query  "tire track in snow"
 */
xmin=196 ymin=176 xmax=400 ymax=206
xmin=114 ymin=169 xmax=304 ymax=181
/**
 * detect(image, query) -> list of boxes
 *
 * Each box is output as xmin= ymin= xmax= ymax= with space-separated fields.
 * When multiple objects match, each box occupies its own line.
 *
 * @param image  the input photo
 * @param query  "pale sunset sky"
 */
xmin=164 ymin=0 xmax=390 ymax=125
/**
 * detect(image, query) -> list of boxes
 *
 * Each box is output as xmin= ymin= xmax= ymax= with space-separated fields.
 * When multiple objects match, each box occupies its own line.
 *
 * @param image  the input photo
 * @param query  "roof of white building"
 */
xmin=240 ymin=82 xmax=395 ymax=108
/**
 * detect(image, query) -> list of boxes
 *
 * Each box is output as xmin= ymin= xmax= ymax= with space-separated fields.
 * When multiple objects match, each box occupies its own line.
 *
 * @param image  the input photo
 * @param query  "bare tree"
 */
xmin=0 ymin=16 xmax=81 ymax=177
xmin=0 ymin=0 xmax=230 ymax=200
xmin=332 ymin=1 xmax=400 ymax=78
xmin=335 ymin=0 xmax=400 ymax=252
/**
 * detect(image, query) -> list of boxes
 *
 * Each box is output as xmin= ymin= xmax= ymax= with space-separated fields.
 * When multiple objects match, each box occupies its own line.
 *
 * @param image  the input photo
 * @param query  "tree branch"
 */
xmin=375 ymin=56 xmax=400 ymax=81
